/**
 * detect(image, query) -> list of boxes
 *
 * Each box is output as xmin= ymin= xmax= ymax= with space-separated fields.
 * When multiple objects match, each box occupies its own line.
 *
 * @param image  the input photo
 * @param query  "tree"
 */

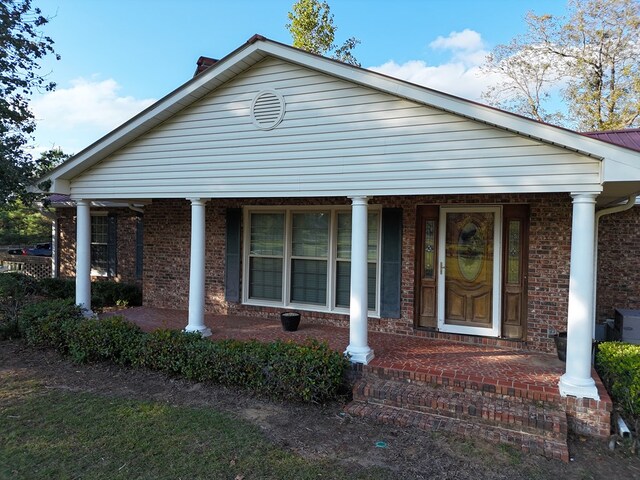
xmin=0 ymin=0 xmax=59 ymax=205
xmin=286 ymin=0 xmax=361 ymax=66
xmin=482 ymin=0 xmax=640 ymax=131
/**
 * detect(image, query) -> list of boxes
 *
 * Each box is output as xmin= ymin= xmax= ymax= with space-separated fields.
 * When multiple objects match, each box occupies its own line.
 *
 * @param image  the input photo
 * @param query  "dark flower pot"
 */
xmin=281 ymin=312 xmax=301 ymax=332
xmin=554 ymin=332 xmax=567 ymax=362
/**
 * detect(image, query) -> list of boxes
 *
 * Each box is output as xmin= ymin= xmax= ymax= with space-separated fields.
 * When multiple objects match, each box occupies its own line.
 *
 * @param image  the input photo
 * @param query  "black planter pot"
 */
xmin=280 ymin=312 xmax=301 ymax=332
xmin=554 ymin=332 xmax=567 ymax=362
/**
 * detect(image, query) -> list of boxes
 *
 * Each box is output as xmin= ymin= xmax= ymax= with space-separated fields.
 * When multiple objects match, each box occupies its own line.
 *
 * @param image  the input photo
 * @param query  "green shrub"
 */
xmin=92 ymin=281 xmax=142 ymax=309
xmin=596 ymin=341 xmax=640 ymax=421
xmin=137 ymin=329 xmax=210 ymax=375
xmin=18 ymin=299 xmax=83 ymax=351
xmin=38 ymin=277 xmax=75 ymax=300
xmin=0 ymin=273 xmax=42 ymax=339
xmin=12 ymin=297 xmax=350 ymax=404
xmin=66 ymin=315 xmax=144 ymax=365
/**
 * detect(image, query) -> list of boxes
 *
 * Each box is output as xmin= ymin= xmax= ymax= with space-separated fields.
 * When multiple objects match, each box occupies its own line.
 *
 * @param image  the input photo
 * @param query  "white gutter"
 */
xmin=592 ymin=194 xmax=638 ymax=336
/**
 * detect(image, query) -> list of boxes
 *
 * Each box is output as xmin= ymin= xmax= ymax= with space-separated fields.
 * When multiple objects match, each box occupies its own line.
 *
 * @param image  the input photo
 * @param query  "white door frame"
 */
xmin=437 ymin=205 xmax=502 ymax=337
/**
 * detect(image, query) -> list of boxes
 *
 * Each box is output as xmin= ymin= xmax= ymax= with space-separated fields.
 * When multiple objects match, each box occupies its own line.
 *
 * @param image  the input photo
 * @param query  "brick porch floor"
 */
xmin=109 ymin=306 xmax=610 ymax=403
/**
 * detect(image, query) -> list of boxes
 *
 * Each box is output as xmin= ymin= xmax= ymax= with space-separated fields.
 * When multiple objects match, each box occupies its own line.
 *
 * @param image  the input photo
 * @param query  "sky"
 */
xmin=31 ymin=0 xmax=568 ymax=156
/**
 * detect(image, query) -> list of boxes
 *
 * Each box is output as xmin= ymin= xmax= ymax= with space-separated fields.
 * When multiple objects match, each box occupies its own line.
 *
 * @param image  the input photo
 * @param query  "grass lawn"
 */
xmin=0 ymin=376 xmax=385 ymax=480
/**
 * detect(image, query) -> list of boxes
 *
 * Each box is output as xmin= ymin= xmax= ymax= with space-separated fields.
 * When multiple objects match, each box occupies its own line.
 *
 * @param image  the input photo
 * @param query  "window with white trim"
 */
xmin=243 ymin=207 xmax=380 ymax=314
xmin=91 ymin=214 xmax=109 ymax=276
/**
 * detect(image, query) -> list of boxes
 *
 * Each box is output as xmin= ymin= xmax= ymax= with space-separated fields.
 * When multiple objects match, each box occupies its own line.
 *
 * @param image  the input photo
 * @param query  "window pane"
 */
xmin=336 ymin=213 xmax=351 ymax=259
xmin=335 ymin=261 xmax=376 ymax=310
xmin=91 ymin=244 xmax=108 ymax=273
xmin=291 ymin=259 xmax=327 ymax=304
xmin=249 ymin=257 xmax=282 ymax=301
xmin=507 ymin=220 xmax=521 ymax=284
xmin=335 ymin=261 xmax=350 ymax=307
xmin=336 ymin=212 xmax=379 ymax=261
xmin=91 ymin=216 xmax=108 ymax=244
xmin=250 ymin=213 xmax=284 ymax=256
xmin=292 ymin=212 xmax=329 ymax=257
xmin=424 ymin=220 xmax=435 ymax=278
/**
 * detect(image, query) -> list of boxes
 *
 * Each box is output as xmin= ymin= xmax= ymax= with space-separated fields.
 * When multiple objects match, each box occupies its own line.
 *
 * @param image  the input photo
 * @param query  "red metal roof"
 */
xmin=583 ymin=128 xmax=640 ymax=152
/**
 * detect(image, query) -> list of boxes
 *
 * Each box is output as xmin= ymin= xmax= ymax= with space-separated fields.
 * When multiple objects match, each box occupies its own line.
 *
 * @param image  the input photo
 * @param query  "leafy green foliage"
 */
xmin=0 ymin=200 xmax=51 ymax=245
xmin=11 ymin=297 xmax=350 ymax=403
xmin=0 ymin=1 xmax=60 ymax=204
xmin=596 ymin=341 xmax=640 ymax=421
xmin=0 ymin=272 xmax=41 ymax=338
xmin=91 ymin=281 xmax=142 ymax=309
xmin=286 ymin=0 xmax=360 ymax=66
xmin=17 ymin=298 xmax=83 ymax=351
xmin=66 ymin=315 xmax=144 ymax=365
xmin=38 ymin=277 xmax=75 ymax=300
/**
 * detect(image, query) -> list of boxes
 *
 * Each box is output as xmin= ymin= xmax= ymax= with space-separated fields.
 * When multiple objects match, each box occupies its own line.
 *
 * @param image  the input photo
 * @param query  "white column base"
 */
xmin=185 ymin=324 xmax=212 ymax=337
xmin=345 ymin=345 xmax=374 ymax=364
xmin=559 ymin=373 xmax=600 ymax=400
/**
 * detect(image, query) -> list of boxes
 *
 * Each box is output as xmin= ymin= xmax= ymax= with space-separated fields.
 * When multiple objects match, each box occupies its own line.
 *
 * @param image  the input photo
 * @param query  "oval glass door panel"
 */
xmin=444 ymin=212 xmax=494 ymax=328
xmin=457 ymin=220 xmax=485 ymax=282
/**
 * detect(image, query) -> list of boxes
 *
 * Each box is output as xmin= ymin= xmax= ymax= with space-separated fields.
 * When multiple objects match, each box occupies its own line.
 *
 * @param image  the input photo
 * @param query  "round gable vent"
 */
xmin=251 ymin=90 xmax=286 ymax=130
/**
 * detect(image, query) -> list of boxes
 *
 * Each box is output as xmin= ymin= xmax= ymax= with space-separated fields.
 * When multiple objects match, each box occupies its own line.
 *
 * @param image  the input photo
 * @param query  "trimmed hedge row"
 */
xmin=17 ymin=299 xmax=349 ymax=403
xmin=0 ymin=273 xmax=142 ymax=339
xmin=596 ymin=341 xmax=640 ymax=422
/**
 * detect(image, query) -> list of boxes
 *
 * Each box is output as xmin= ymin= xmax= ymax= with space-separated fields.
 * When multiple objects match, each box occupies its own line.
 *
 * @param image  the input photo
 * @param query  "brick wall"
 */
xmin=142 ymin=194 xmax=572 ymax=352
xmin=597 ymin=206 xmax=640 ymax=321
xmin=56 ymin=207 xmax=140 ymax=284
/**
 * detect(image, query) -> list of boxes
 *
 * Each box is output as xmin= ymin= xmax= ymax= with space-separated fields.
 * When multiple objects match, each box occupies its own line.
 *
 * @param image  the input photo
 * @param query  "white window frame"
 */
xmin=90 ymin=212 xmax=109 ymax=277
xmin=242 ymin=205 xmax=381 ymax=317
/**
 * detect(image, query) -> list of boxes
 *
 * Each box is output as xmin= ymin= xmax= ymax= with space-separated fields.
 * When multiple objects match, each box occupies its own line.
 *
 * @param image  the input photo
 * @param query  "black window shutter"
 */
xmin=135 ymin=214 xmax=143 ymax=280
xmin=225 ymin=208 xmax=242 ymax=302
xmin=107 ymin=214 xmax=117 ymax=278
xmin=380 ymin=208 xmax=402 ymax=318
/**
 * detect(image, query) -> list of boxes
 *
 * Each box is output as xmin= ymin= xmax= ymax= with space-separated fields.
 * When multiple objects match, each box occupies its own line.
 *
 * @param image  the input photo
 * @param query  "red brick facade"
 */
xmin=142 ymin=193 xmax=572 ymax=352
xmin=56 ymin=207 xmax=141 ymax=284
xmin=597 ymin=206 xmax=640 ymax=321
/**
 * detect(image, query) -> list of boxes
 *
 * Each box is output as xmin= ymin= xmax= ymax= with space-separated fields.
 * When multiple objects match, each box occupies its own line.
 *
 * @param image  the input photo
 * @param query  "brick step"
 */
xmin=344 ymin=401 xmax=569 ymax=462
xmin=352 ymin=377 xmax=568 ymax=441
xmin=362 ymin=364 xmax=561 ymax=403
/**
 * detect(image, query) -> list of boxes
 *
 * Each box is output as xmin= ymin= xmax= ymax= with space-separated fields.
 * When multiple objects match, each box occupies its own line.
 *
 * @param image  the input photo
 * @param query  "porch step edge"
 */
xmin=344 ymin=401 xmax=569 ymax=462
xmin=353 ymin=377 xmax=568 ymax=440
xmin=362 ymin=364 xmax=562 ymax=403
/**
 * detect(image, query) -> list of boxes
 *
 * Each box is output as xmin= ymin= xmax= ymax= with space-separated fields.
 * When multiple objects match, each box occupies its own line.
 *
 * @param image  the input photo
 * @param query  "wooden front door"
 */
xmin=438 ymin=206 xmax=501 ymax=336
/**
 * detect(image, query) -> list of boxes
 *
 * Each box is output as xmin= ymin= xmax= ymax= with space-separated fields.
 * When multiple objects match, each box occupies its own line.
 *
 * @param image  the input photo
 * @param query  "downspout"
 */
xmin=592 ymin=194 xmax=637 ymax=337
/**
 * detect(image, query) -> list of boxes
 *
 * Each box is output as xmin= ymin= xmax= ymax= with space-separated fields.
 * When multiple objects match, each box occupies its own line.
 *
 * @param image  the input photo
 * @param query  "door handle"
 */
xmin=440 ymin=262 xmax=445 ymax=274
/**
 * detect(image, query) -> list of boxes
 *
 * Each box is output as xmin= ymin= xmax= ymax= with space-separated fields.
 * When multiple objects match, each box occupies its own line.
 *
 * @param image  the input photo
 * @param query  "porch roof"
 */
xmin=42 ymin=35 xmax=640 ymax=206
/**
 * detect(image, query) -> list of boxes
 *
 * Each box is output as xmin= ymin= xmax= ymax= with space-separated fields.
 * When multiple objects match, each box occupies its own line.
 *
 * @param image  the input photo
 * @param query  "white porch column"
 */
xmin=75 ymin=200 xmax=92 ymax=314
xmin=559 ymin=192 xmax=600 ymax=400
xmin=185 ymin=198 xmax=211 ymax=337
xmin=345 ymin=196 xmax=374 ymax=364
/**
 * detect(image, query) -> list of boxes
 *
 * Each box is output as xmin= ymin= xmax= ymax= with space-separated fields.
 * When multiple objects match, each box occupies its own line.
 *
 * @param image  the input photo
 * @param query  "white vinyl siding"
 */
xmin=243 ymin=206 xmax=381 ymax=315
xmin=69 ymin=57 xmax=602 ymax=199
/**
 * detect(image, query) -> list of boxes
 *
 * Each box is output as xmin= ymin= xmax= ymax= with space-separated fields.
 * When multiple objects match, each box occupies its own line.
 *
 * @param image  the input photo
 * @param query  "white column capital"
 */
xmin=75 ymin=199 xmax=91 ymax=207
xmin=187 ymin=197 xmax=210 ymax=206
xmin=348 ymin=196 xmax=369 ymax=205
xmin=570 ymin=192 xmax=599 ymax=203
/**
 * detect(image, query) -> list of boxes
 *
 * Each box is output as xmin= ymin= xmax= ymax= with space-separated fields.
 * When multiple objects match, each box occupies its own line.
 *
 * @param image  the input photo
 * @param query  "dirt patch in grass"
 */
xmin=1 ymin=340 xmax=639 ymax=479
